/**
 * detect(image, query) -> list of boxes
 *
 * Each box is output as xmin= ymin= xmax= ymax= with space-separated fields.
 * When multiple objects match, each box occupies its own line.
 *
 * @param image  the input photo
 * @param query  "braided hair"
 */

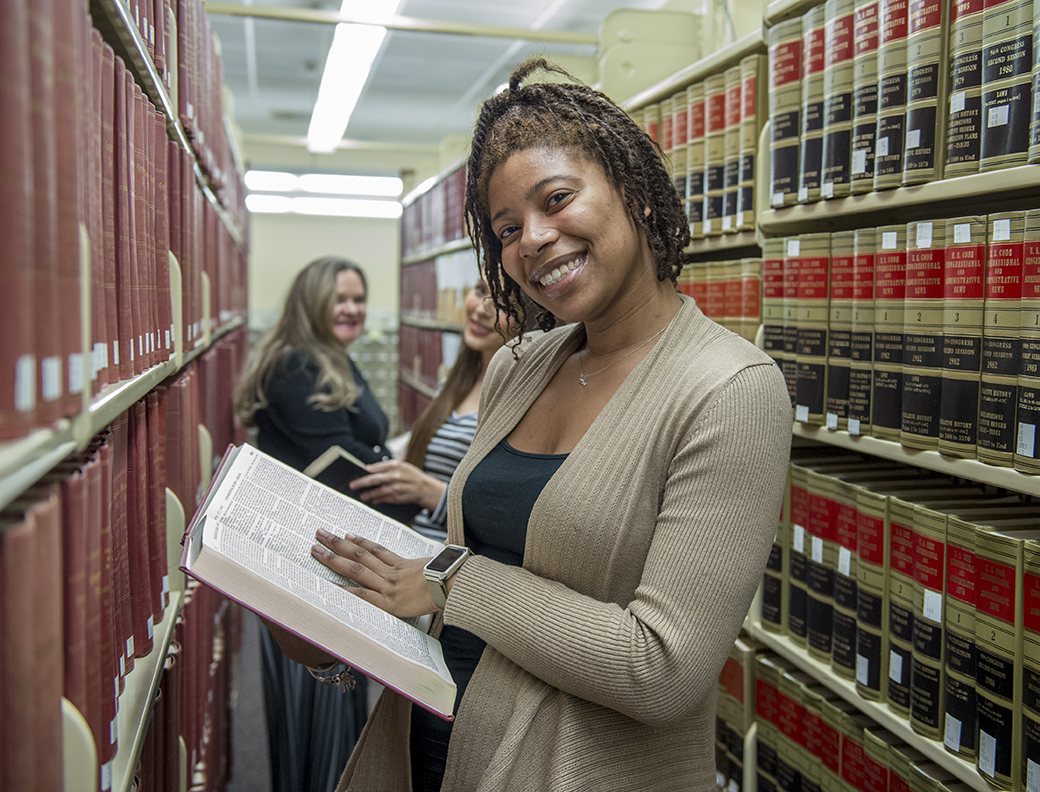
xmin=465 ymin=57 xmax=690 ymax=336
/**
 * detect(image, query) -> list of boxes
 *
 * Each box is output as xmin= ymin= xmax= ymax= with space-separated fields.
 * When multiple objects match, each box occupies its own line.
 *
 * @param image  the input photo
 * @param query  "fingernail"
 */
xmin=311 ymin=544 xmax=324 ymax=556
xmin=316 ymin=529 xmax=332 ymax=540
xmin=344 ymin=532 xmax=356 ymax=540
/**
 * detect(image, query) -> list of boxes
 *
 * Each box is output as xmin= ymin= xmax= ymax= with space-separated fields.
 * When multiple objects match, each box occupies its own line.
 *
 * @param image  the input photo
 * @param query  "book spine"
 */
xmin=738 ymin=55 xmax=761 ymax=231
xmin=862 ymin=726 xmax=893 ymax=792
xmin=1014 ymin=208 xmax=1040 ymax=472
xmin=661 ymin=96 xmax=675 ymax=158
xmin=974 ymin=528 xmax=1023 ymax=788
xmin=796 ymin=232 xmax=832 ymax=425
xmin=784 ymin=237 xmax=801 ymax=405
xmin=128 ymin=400 xmax=155 ymax=658
xmin=59 ymin=469 xmax=90 ymax=737
xmin=902 ymin=0 xmax=951 ymax=184
xmin=856 ymin=489 xmax=889 ymax=701
xmin=979 ymin=0 xmax=1033 ymax=171
xmin=686 ymin=82 xmax=706 ymax=240
xmin=147 ymin=390 xmax=168 ymax=619
xmin=822 ymin=0 xmax=856 ymax=199
xmin=702 ymin=73 xmax=726 ymax=237
xmin=938 ymin=216 xmax=988 ymax=458
xmin=807 ymin=471 xmax=840 ymax=660
xmin=90 ymin=28 xmax=108 ymax=394
xmin=908 ymin=504 xmax=947 ymax=738
xmin=900 ymin=219 xmax=947 ymax=450
xmin=841 ymin=713 xmax=871 ymax=792
xmin=724 ymin=260 xmax=745 ymax=334
xmin=789 ymin=464 xmax=812 ymax=646
xmin=872 ymin=226 xmax=908 ymax=440
xmin=762 ymin=463 xmax=788 ymax=634
xmin=851 ymin=0 xmax=882 ymax=192
xmin=155 ymin=111 xmax=172 ymax=359
xmin=741 ymin=257 xmax=763 ymax=342
xmin=126 ymin=75 xmax=144 ymax=376
xmin=946 ymin=0 xmax=987 ymax=175
xmin=764 ymin=237 xmax=787 ymax=374
xmin=832 ymin=480 xmax=861 ymax=679
xmin=874 ymin=0 xmax=911 ymax=190
xmin=706 ymin=261 xmax=726 ymax=322
xmin=1022 ymin=540 xmax=1040 ymax=792
xmin=769 ymin=17 xmax=804 ymax=207
xmin=817 ymin=696 xmax=846 ymax=791
xmin=849 ymin=228 xmax=877 ymax=435
xmin=827 ymin=231 xmax=857 ymax=430
xmin=799 ymin=5 xmax=828 ymax=204
xmin=886 ymin=497 xmax=917 ymax=716
xmin=942 ymin=515 xmax=979 ymax=759
xmin=722 ymin=66 xmax=742 ymax=234
xmin=642 ymin=101 xmax=659 ymax=143
xmin=978 ymin=211 xmax=1024 ymax=465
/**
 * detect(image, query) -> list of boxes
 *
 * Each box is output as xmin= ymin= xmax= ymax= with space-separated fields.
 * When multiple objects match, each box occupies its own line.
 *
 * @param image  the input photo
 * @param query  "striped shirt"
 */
xmin=411 ymin=411 xmax=479 ymax=542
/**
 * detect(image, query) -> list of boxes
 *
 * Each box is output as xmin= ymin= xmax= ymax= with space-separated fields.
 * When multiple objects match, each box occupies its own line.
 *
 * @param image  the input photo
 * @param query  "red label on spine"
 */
xmin=855 ymin=0 xmax=881 ymax=54
xmin=836 ymin=501 xmax=858 ymax=551
xmin=985 ymin=243 xmax=1025 ymax=300
xmin=804 ymin=27 xmax=827 ymax=75
xmin=909 ymin=0 xmax=943 ymax=33
xmin=707 ymin=93 xmax=726 ymax=134
xmin=944 ymin=245 xmax=986 ymax=300
xmin=719 ymin=657 xmax=744 ymax=702
xmin=826 ymin=13 xmax=856 ymax=67
xmin=756 ymin=678 xmax=779 ymax=723
xmin=906 ymin=249 xmax=945 ymax=299
xmin=876 ymin=252 xmax=908 ymax=301
xmin=688 ymin=100 xmax=706 ymax=139
xmin=1024 ymin=571 xmax=1040 ymax=635
xmin=913 ymin=532 xmax=945 ymax=590
xmin=831 ymin=255 xmax=856 ymax=300
xmin=853 ymin=254 xmax=877 ymax=300
xmin=951 ymin=0 xmax=985 ymax=20
xmin=742 ymin=76 xmax=758 ymax=118
xmin=946 ymin=543 xmax=976 ymax=605
xmin=890 ymin=521 xmax=916 ymax=576
xmin=810 ymin=492 xmax=839 ymax=542
xmin=858 ymin=511 xmax=885 ymax=565
xmin=770 ymin=41 xmax=803 ymax=88
xmin=798 ymin=257 xmax=831 ymax=300
xmin=841 ymin=737 xmax=866 ymax=788
xmin=1023 ymin=242 xmax=1040 ymax=300
xmin=880 ymin=0 xmax=910 ymax=43
xmin=726 ymin=85 xmax=742 ymax=128
xmin=977 ymin=557 xmax=1016 ymax=624
xmin=792 ymin=485 xmax=809 ymax=527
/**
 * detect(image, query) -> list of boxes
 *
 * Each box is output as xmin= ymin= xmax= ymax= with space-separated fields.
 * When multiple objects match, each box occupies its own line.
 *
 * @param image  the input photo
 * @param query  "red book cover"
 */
xmin=126 ymin=76 xmax=144 ymax=376
xmin=188 ymin=365 xmax=202 ymax=504
xmin=161 ymin=644 xmax=184 ymax=790
xmin=147 ymin=389 xmax=168 ymax=620
xmin=110 ymin=413 xmax=135 ymax=676
xmin=82 ymin=455 xmax=108 ymax=766
xmin=90 ymin=27 xmax=108 ymax=394
xmin=133 ymin=87 xmax=153 ymax=371
xmin=58 ymin=468 xmax=90 ymax=734
xmin=94 ymin=444 xmax=120 ymax=765
xmin=155 ymin=112 xmax=172 ymax=359
xmin=30 ymin=1 xmax=62 ymax=424
xmin=153 ymin=0 xmax=166 ymax=77
xmin=128 ymin=401 xmax=155 ymax=659
xmin=165 ymin=375 xmax=187 ymax=515
xmin=113 ymin=57 xmax=134 ymax=381
xmin=100 ymin=42 xmax=119 ymax=387
xmin=177 ymin=0 xmax=192 ymax=134
xmin=182 ymin=150 xmax=198 ymax=348
xmin=53 ymin=0 xmax=85 ymax=415
xmin=0 ymin=0 xmax=36 ymax=439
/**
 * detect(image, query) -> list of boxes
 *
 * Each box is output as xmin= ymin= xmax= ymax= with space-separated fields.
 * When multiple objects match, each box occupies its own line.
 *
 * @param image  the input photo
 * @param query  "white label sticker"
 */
xmin=798 ymin=186 xmax=809 ymax=202
xmin=979 ymin=730 xmax=997 ymax=778
xmin=906 ymin=129 xmax=921 ymax=149
xmin=812 ymin=536 xmax=824 ymax=563
xmin=110 ymin=713 xmax=118 ymax=744
xmin=883 ymin=231 xmax=898 ymax=250
xmin=923 ymin=589 xmax=943 ymax=622
xmin=951 ymin=91 xmax=966 ymax=114
xmin=717 ymin=771 xmax=727 ymax=788
xmin=127 ymin=636 xmax=134 ymax=658
xmin=796 ymin=404 xmax=809 ymax=422
xmin=944 ymin=713 xmax=962 ymax=751
xmin=839 ymin=547 xmax=852 ymax=576
xmin=794 ymin=524 xmax=806 ymax=553
xmin=703 ymin=219 xmax=712 ymax=234
xmin=68 ymin=353 xmax=84 ymax=395
xmin=1027 ymin=759 xmax=1040 ymax=792
xmin=41 ymin=356 xmax=61 ymax=401
xmin=101 ymin=761 xmax=113 ymax=792
xmin=162 ymin=574 xmax=170 ymax=596
xmin=994 ymin=218 xmax=1011 ymax=241
xmin=728 ymin=780 xmax=739 ymax=792
xmin=827 ymin=412 xmax=839 ymax=430
xmin=889 ymin=649 xmax=903 ymax=682
xmin=988 ymin=104 xmax=1010 ymax=127
xmin=119 ymin=654 xmax=125 ymax=677
xmin=852 ymin=148 xmax=868 ymax=174
xmin=848 ymin=418 xmax=861 ymax=435
xmin=916 ymin=222 xmax=933 ymax=250
xmin=14 ymin=354 xmax=35 ymax=411
xmin=723 ymin=215 xmax=733 ymax=231
xmin=1017 ymin=422 xmax=1036 ymax=456
xmin=954 ymin=223 xmax=971 ymax=244
xmin=787 ymin=239 xmax=801 ymax=257
xmin=113 ymin=340 xmax=120 ymax=366
xmin=773 ymin=191 xmax=785 ymax=207
xmin=856 ymin=654 xmax=870 ymax=685
xmin=736 ymin=211 xmax=745 ymax=228
xmin=147 ymin=615 xmax=154 ymax=640
xmin=876 ymin=136 xmax=890 ymax=157
xmin=822 ymin=181 xmax=834 ymax=198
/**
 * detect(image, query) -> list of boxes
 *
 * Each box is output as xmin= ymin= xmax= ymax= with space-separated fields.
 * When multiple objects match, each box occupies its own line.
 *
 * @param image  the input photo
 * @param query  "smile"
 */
xmin=538 ymin=253 xmax=586 ymax=288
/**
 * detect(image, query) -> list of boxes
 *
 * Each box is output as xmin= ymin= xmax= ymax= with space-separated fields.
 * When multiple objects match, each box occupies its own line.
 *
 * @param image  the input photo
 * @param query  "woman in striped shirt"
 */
xmin=350 ymin=279 xmax=519 ymax=541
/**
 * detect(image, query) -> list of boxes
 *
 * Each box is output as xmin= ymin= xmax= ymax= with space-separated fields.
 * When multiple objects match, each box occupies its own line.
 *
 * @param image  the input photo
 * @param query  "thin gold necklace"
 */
xmin=577 ymin=325 xmax=666 ymax=386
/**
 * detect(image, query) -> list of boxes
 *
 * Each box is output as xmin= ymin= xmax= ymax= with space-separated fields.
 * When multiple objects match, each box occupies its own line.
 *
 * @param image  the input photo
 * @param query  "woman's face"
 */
xmin=486 ymin=146 xmax=653 ymax=327
xmin=330 ymin=269 xmax=367 ymax=346
xmin=462 ymin=280 xmax=510 ymax=357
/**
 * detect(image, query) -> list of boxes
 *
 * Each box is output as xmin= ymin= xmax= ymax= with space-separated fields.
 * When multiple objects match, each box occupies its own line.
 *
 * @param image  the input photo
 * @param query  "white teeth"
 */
xmin=538 ymin=254 xmax=585 ymax=287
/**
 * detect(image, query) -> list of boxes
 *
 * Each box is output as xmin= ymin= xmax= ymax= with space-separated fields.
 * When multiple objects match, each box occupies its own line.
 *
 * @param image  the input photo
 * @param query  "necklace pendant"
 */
xmin=579 ymin=373 xmax=588 ymax=386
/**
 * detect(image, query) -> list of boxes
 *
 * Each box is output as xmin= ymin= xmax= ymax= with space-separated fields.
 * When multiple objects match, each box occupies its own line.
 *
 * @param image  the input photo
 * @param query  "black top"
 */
xmin=410 ymin=438 xmax=567 ymax=792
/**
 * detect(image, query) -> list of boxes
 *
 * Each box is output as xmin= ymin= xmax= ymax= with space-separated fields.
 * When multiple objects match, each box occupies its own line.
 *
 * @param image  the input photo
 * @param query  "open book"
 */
xmin=180 ymin=443 xmax=455 ymax=719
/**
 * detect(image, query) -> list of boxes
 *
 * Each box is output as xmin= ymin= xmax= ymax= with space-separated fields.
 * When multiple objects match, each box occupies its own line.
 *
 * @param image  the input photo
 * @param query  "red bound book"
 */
xmin=161 ymin=644 xmax=183 ymax=791
xmin=181 ymin=151 xmax=197 ymax=348
xmin=188 ymin=366 xmax=202 ymax=503
xmin=30 ymin=1 xmax=62 ymax=425
xmin=97 ymin=440 xmax=124 ymax=697
xmin=155 ymin=114 xmax=172 ymax=359
xmin=164 ymin=375 xmax=186 ymax=514
xmin=57 ymin=468 xmax=90 ymax=737
xmin=133 ymin=87 xmax=153 ymax=371
xmin=146 ymin=389 xmax=168 ymax=620
xmin=153 ymin=0 xmax=166 ymax=79
xmin=0 ymin=0 xmax=36 ymax=439
xmin=126 ymin=77 xmax=144 ymax=376
xmin=1 ymin=512 xmax=39 ymax=790
xmin=128 ymin=401 xmax=156 ymax=659
xmin=177 ymin=0 xmax=192 ymax=133
xmin=113 ymin=57 xmax=134 ymax=381
xmin=90 ymin=27 xmax=108 ymax=394
xmin=82 ymin=454 xmax=108 ymax=768
xmin=100 ymin=44 xmax=119 ymax=386
xmin=53 ymin=0 xmax=85 ymax=416
xmin=111 ymin=413 xmax=135 ymax=676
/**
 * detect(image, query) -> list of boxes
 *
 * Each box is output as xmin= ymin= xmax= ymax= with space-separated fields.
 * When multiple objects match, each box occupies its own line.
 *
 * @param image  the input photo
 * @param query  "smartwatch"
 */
xmin=423 ymin=544 xmax=472 ymax=609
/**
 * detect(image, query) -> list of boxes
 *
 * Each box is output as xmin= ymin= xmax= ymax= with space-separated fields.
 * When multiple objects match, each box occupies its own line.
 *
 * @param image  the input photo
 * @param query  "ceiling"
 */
xmin=208 ymin=0 xmax=672 ymax=161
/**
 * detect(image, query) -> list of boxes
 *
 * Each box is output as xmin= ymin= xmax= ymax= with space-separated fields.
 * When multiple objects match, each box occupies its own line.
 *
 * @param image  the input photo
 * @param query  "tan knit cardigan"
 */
xmin=337 ymin=296 xmax=792 ymax=791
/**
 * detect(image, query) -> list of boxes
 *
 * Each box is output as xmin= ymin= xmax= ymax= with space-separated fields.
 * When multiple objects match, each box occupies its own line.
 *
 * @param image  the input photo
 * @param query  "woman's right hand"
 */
xmin=349 ymin=460 xmax=446 ymax=512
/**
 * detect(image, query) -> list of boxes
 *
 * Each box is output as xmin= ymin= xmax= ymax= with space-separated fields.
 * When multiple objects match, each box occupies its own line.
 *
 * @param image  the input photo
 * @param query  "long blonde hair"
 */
xmin=235 ymin=257 xmax=367 ymax=426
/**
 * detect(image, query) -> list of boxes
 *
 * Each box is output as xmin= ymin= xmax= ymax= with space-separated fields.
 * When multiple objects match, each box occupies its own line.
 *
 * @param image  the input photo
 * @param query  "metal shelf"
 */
xmin=401 ymin=238 xmax=473 ymax=266
xmin=792 ymin=422 xmax=1040 ymax=497
xmin=686 ymin=230 xmax=761 ymax=259
xmin=400 ymin=316 xmax=464 ymax=333
xmin=764 ymin=0 xmax=825 ymax=27
xmin=743 ymin=618 xmax=994 ymax=792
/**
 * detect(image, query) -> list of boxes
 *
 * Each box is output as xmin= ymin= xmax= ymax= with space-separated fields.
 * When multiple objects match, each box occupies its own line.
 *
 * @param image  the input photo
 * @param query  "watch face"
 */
xmin=427 ymin=545 xmax=468 ymax=574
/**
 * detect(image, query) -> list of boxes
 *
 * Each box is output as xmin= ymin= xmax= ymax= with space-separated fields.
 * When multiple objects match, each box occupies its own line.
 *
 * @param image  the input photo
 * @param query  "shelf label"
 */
xmin=101 ymin=762 xmax=113 ymax=792
xmin=839 ymin=547 xmax=852 ymax=576
xmin=827 ymin=412 xmax=839 ymax=430
xmin=14 ymin=354 xmax=34 ymax=411
xmin=823 ymin=181 xmax=835 ymax=198
xmin=882 ymin=231 xmax=898 ymax=250
xmin=723 ymin=216 xmax=733 ymax=231
xmin=773 ymin=191 xmax=785 ymax=207
xmin=979 ymin=730 xmax=997 ymax=778
xmin=888 ymin=649 xmax=903 ymax=682
xmin=876 ymin=136 xmax=889 ymax=156
xmin=796 ymin=404 xmax=810 ymax=422
xmin=812 ymin=536 xmax=824 ymax=563
xmin=848 ymin=417 xmax=861 ymax=435
xmin=856 ymin=654 xmax=870 ymax=685
xmin=954 ymin=223 xmax=971 ymax=244
xmin=1017 ymin=422 xmax=1036 ymax=456
xmin=944 ymin=713 xmax=962 ymax=751
xmin=703 ymin=219 xmax=712 ymax=234
xmin=1028 ymin=759 xmax=1040 ymax=792
xmin=798 ymin=186 xmax=809 ymax=202
xmin=794 ymin=523 xmax=806 ymax=552
xmin=852 ymin=148 xmax=867 ymax=174
xmin=906 ymin=129 xmax=921 ymax=149
xmin=736 ymin=211 xmax=745 ymax=228
xmin=988 ymin=104 xmax=1009 ymax=127
xmin=923 ymin=589 xmax=942 ymax=622
xmin=951 ymin=91 xmax=966 ymax=114
xmin=41 ymin=356 xmax=61 ymax=401
xmin=994 ymin=218 xmax=1011 ymax=241
xmin=787 ymin=239 xmax=801 ymax=257
xmin=916 ymin=222 xmax=933 ymax=249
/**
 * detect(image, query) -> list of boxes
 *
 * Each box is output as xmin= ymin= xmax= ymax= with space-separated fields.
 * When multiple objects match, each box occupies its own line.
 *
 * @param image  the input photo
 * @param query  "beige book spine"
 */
xmin=755 ymin=654 xmax=784 ymax=785
xmin=800 ymin=5 xmax=828 ymax=203
xmin=822 ymin=0 xmax=857 ymax=198
xmin=740 ymin=257 xmax=763 ymax=343
xmin=909 ymin=503 xmax=948 ymax=738
xmin=886 ymin=495 xmax=918 ymax=716
xmin=945 ymin=0 xmax=986 ymax=176
xmin=942 ymin=513 xmax=980 ymax=760
xmin=872 ymin=225 xmax=908 ymax=441
xmin=840 ymin=709 xmax=876 ymax=792
xmin=761 ymin=456 xmax=791 ymax=635
xmin=1020 ymin=540 xmax=1040 ymax=792
xmin=763 ymin=237 xmax=787 ymax=373
xmin=807 ymin=470 xmax=842 ymax=660
xmin=856 ymin=486 xmax=891 ymax=701
xmin=908 ymin=762 xmax=959 ymax=792
xmin=769 ymin=17 xmax=805 ymax=207
xmin=702 ymin=73 xmax=727 ymax=237
xmin=686 ymin=82 xmax=706 ymax=241
xmin=874 ymin=0 xmax=911 ymax=190
xmin=890 ymin=741 xmax=930 ymax=791
xmin=851 ymin=0 xmax=882 ymax=192
xmin=784 ymin=236 xmax=802 ymax=406
xmin=938 ymin=216 xmax=988 ymax=459
xmin=901 ymin=219 xmax=947 ymax=450
xmin=1013 ymin=209 xmax=1040 ymax=472
xmin=642 ymin=101 xmax=660 ymax=144
xmin=831 ymin=478 xmax=861 ymax=678
xmin=796 ymin=232 xmax=833 ymax=426
xmin=902 ymin=0 xmax=951 ymax=184
xmin=979 ymin=0 xmax=1033 ymax=171
xmin=850 ymin=228 xmax=878 ymax=434
xmin=738 ymin=54 xmax=762 ymax=230
xmin=863 ymin=726 xmax=903 ymax=792
xmin=827 ymin=231 xmax=857 ymax=431
xmin=723 ymin=259 xmax=744 ymax=335
xmin=722 ymin=65 xmax=742 ymax=234
xmin=789 ymin=462 xmax=812 ymax=646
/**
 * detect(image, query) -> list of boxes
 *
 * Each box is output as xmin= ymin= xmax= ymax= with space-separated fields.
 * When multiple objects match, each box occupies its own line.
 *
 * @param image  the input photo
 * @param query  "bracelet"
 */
xmin=306 ymin=662 xmax=356 ymax=692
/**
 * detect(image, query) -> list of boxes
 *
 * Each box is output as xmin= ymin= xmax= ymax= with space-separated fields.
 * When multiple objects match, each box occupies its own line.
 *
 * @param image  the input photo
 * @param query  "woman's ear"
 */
xmin=644 ymin=204 xmax=651 ymax=218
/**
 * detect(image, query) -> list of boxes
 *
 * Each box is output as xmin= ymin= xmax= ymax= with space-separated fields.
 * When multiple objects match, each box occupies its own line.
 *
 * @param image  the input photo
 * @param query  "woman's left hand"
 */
xmin=312 ymin=528 xmax=439 ymax=617
xmin=349 ymin=460 xmax=446 ymax=512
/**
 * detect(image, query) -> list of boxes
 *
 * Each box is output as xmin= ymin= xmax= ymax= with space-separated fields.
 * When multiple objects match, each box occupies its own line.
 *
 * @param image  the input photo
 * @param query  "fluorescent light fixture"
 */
xmin=246 ymin=193 xmax=402 ymax=219
xmin=298 ymin=173 xmax=403 ymax=197
xmin=244 ymin=170 xmax=299 ymax=192
xmin=245 ymin=194 xmax=292 ymax=213
xmin=307 ymin=0 xmax=403 ymax=153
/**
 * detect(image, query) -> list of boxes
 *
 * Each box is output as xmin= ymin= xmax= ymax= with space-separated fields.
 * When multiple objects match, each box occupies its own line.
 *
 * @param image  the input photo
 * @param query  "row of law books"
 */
xmin=400 ymin=246 xmax=480 ymax=327
xmin=756 ymin=650 xmax=977 ymax=792
xmin=131 ymin=584 xmax=236 ymax=792
xmin=630 ymin=54 xmax=764 ymax=240
xmin=0 ymin=4 xmax=248 ymax=443
xmin=715 ymin=635 xmax=766 ymax=792
xmin=760 ymin=447 xmax=1040 ymax=790
xmin=762 ymin=211 xmax=1040 ymax=474
xmin=768 ymin=0 xmax=1039 ymax=207
xmin=400 ymin=165 xmax=467 ymax=259
xmin=678 ymin=258 xmax=763 ymax=343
